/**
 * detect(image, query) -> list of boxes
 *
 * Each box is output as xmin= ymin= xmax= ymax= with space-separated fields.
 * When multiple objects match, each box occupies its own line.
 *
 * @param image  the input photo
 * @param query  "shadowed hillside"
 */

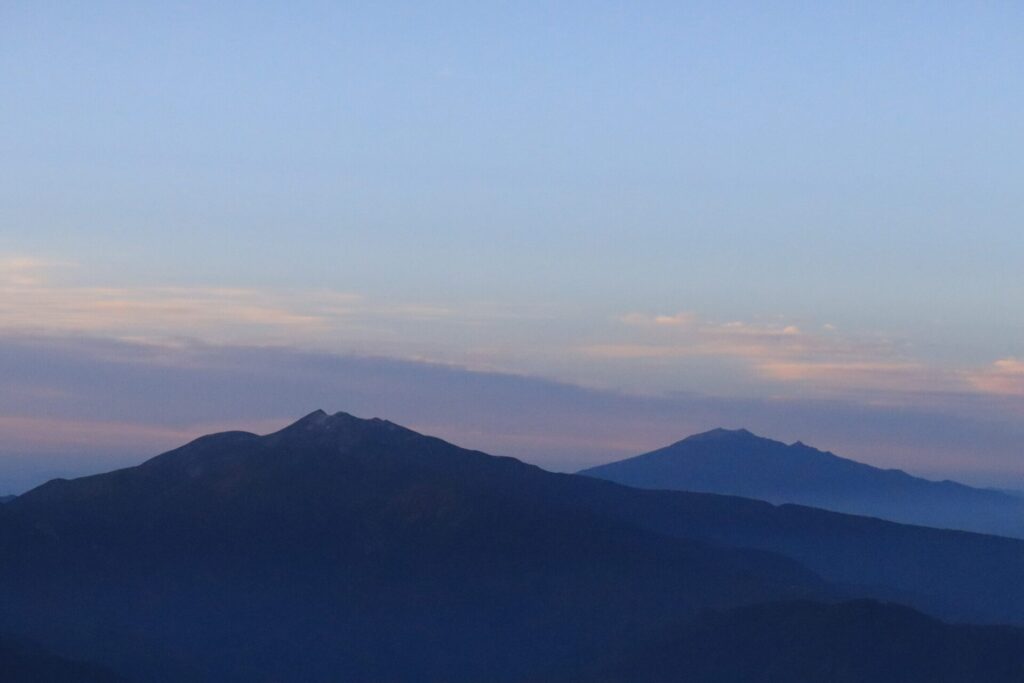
xmin=588 ymin=600 xmax=1024 ymax=683
xmin=0 ymin=635 xmax=126 ymax=683
xmin=3 ymin=412 xmax=1024 ymax=681
xmin=0 ymin=411 xmax=821 ymax=682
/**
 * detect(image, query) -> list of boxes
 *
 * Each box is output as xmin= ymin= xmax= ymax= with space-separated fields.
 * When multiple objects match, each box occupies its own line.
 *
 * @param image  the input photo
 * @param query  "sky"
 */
xmin=1 ymin=2 xmax=1023 ymax=492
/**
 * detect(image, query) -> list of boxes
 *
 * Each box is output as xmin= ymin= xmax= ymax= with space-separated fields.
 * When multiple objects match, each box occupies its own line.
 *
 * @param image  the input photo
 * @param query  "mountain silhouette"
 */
xmin=0 ymin=635 xmax=126 ymax=683
xmin=3 ymin=412 xmax=1024 ymax=681
xmin=580 ymin=428 xmax=1024 ymax=538
xmin=0 ymin=411 xmax=821 ymax=682
xmin=586 ymin=600 xmax=1024 ymax=683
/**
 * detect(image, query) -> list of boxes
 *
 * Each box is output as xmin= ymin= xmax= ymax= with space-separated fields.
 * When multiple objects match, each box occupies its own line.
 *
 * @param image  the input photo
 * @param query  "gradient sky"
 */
xmin=1 ymin=2 xmax=1023 ymax=492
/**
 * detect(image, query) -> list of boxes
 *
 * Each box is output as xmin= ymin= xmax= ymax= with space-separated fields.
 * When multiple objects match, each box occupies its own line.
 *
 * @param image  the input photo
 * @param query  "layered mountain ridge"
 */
xmin=581 ymin=427 xmax=1024 ymax=538
xmin=3 ymin=411 xmax=1024 ymax=681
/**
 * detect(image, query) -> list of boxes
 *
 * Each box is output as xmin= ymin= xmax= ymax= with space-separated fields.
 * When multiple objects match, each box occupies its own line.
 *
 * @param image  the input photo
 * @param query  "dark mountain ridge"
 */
xmin=4 ymin=411 xmax=1024 ymax=681
xmin=0 ymin=411 xmax=821 ymax=682
xmin=586 ymin=600 xmax=1024 ymax=683
xmin=580 ymin=427 xmax=1024 ymax=538
xmin=0 ymin=635 xmax=127 ymax=683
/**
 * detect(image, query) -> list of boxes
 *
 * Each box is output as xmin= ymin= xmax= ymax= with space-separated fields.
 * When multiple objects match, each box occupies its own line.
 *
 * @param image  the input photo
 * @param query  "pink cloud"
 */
xmin=965 ymin=358 xmax=1024 ymax=397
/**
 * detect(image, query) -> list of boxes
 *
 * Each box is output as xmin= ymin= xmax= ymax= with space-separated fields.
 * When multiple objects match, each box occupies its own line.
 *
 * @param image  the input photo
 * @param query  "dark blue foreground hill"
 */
xmin=0 ymin=635 xmax=126 ymax=683
xmin=581 ymin=427 xmax=1024 ymax=538
xmin=0 ymin=411 xmax=824 ymax=682
xmin=586 ymin=600 xmax=1024 ymax=683
xmin=3 ymin=411 xmax=1024 ymax=681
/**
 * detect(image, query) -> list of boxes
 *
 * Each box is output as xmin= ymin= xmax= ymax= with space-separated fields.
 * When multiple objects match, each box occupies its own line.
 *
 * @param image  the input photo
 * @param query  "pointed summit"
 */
xmin=287 ymin=408 xmax=330 ymax=428
xmin=683 ymin=427 xmax=762 ymax=443
xmin=271 ymin=409 xmax=383 ymax=438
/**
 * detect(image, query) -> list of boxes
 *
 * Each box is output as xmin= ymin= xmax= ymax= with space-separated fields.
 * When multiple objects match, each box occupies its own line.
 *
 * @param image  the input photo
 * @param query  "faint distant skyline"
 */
xmin=1 ymin=2 xmax=1022 ymax=491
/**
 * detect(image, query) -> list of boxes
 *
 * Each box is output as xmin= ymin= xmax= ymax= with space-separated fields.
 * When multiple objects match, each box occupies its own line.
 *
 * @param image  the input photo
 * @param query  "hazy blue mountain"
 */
xmin=4 ymin=411 xmax=1024 ymax=681
xmin=581 ymin=428 xmax=1024 ymax=538
xmin=0 ymin=495 xmax=15 ymax=503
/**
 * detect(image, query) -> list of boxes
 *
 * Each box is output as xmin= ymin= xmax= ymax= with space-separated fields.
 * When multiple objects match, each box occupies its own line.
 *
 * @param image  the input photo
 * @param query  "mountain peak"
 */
xmin=281 ymin=409 xmax=366 ymax=432
xmin=682 ymin=427 xmax=761 ymax=444
xmin=266 ymin=410 xmax=414 ymax=447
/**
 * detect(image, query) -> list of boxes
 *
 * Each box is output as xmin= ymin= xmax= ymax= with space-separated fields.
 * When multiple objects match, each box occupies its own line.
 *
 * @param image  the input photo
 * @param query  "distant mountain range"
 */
xmin=581 ymin=428 xmax=1024 ymax=538
xmin=3 ymin=411 xmax=1024 ymax=681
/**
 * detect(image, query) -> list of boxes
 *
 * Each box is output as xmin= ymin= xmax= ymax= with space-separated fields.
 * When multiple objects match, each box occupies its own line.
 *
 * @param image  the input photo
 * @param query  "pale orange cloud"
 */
xmin=598 ymin=312 xmax=1024 ymax=399
xmin=588 ymin=316 xmax=882 ymax=363
xmin=965 ymin=358 xmax=1024 ymax=397
xmin=7 ymin=255 xmax=1022 ymax=407
xmin=0 ymin=255 xmax=476 ymax=347
xmin=0 ymin=256 xmax=62 ymax=286
xmin=757 ymin=361 xmax=943 ymax=392
xmin=623 ymin=311 xmax=698 ymax=327
xmin=582 ymin=312 xmax=951 ymax=394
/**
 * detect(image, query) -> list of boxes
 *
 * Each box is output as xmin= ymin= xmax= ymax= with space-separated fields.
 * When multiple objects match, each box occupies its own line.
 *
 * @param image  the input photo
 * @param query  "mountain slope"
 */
xmin=588 ymin=600 xmax=1024 ymax=683
xmin=0 ymin=635 xmax=127 ymax=683
xmin=4 ymin=412 xmax=1024 ymax=680
xmin=0 ymin=411 xmax=822 ymax=683
xmin=580 ymin=428 xmax=1024 ymax=538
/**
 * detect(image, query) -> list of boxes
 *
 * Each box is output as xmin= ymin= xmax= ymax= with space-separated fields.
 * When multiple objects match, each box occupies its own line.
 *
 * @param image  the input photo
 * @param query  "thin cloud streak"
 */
xmin=0 ymin=256 xmax=356 ymax=338
xmin=966 ymin=359 xmax=1024 ymax=397
xmin=0 ymin=255 xmax=493 ymax=354
xmin=1 ymin=255 xmax=1019 ymax=405
xmin=595 ymin=311 xmax=1008 ymax=397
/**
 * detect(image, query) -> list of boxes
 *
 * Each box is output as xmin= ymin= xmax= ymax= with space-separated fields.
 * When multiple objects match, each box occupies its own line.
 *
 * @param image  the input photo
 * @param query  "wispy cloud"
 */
xmin=757 ymin=361 xmax=936 ymax=392
xmin=620 ymin=311 xmax=698 ymax=327
xmin=0 ymin=254 xmax=478 ymax=348
xmin=966 ymin=358 xmax=1024 ymax=397
xmin=589 ymin=311 xmax=1015 ymax=398
xmin=0 ymin=256 xmax=64 ymax=286
xmin=0 ymin=255 xmax=350 ymax=337
xmin=589 ymin=314 xmax=896 ymax=366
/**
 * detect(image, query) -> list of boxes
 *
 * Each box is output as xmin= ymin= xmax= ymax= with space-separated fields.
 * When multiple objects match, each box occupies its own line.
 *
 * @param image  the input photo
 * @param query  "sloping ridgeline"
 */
xmin=0 ymin=633 xmax=127 ymax=683
xmin=581 ymin=427 xmax=1024 ymax=538
xmin=2 ymin=411 xmax=1024 ymax=681
xmin=584 ymin=600 xmax=1024 ymax=683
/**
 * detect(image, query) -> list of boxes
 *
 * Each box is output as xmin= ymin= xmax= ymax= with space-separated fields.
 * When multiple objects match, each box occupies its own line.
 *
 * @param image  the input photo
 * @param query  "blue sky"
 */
xmin=1 ymin=2 xmax=1022 ymax=491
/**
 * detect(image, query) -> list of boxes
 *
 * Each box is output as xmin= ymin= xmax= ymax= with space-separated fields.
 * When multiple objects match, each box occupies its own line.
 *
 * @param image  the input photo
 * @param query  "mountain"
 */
xmin=0 ymin=494 xmax=15 ymax=503
xmin=580 ymin=428 xmax=1024 ymax=538
xmin=586 ymin=600 xmax=1024 ymax=683
xmin=4 ymin=411 xmax=1024 ymax=681
xmin=0 ymin=635 xmax=126 ymax=683
xmin=0 ymin=411 xmax=823 ymax=682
